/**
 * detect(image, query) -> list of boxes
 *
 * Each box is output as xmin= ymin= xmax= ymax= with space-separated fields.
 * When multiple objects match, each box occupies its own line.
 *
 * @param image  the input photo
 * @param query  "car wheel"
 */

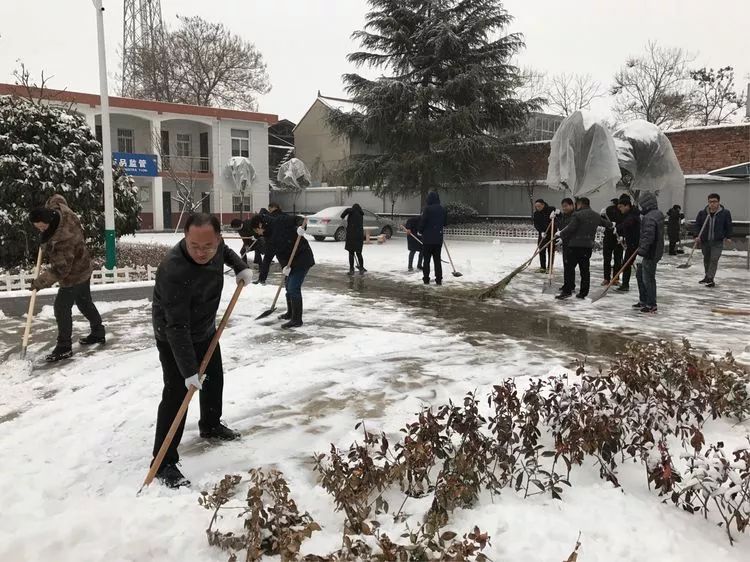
xmin=334 ymin=227 xmax=346 ymax=242
xmin=381 ymin=226 xmax=393 ymax=239
xmin=313 ymin=235 xmax=326 ymax=242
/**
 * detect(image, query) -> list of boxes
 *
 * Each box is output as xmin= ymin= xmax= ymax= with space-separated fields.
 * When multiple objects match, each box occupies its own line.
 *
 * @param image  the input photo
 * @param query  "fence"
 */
xmin=1 ymin=265 xmax=157 ymax=292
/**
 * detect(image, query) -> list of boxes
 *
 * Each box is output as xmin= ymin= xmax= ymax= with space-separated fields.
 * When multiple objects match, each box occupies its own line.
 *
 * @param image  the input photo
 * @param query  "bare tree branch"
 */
xmin=689 ymin=66 xmax=746 ymax=126
xmin=546 ymin=73 xmax=605 ymax=116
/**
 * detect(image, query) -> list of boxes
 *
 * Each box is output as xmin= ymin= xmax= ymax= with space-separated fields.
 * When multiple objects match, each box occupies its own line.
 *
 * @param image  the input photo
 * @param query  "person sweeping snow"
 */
xmin=28 ymin=195 xmax=105 ymax=362
xmin=150 ymin=213 xmax=253 ymax=488
xmin=340 ymin=203 xmax=366 ymax=275
xmin=403 ymin=215 xmax=423 ymax=271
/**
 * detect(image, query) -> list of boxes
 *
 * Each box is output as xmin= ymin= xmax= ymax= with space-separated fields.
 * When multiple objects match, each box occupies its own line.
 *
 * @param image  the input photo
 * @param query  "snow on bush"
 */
xmin=0 ymin=96 xmax=141 ymax=269
xmin=445 ymin=202 xmax=479 ymax=225
xmin=201 ymin=340 xmax=750 ymax=559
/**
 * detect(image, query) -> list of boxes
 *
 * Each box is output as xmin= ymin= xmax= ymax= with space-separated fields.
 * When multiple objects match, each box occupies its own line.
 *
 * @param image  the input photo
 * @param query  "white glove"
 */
xmin=634 ymin=255 xmax=644 ymax=266
xmin=185 ymin=374 xmax=202 ymax=391
xmin=549 ymin=210 xmax=557 ymax=220
xmin=282 ymin=266 xmax=291 ymax=276
xmin=235 ymin=268 xmax=253 ymax=286
xmin=600 ymin=208 xmax=607 ymax=215
xmin=296 ymin=226 xmax=306 ymax=237
xmin=618 ymin=236 xmax=626 ymax=246
xmin=554 ymin=231 xmax=562 ymax=240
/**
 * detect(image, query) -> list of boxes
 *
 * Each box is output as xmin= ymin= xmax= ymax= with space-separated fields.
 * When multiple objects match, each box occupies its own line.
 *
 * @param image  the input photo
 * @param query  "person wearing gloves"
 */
xmin=150 ymin=213 xmax=253 ymax=488
xmin=341 ymin=203 xmax=366 ymax=275
xmin=250 ymin=210 xmax=315 ymax=328
xmin=600 ymin=198 xmax=623 ymax=285
xmin=694 ymin=193 xmax=732 ymax=288
xmin=633 ymin=192 xmax=665 ymax=313
xmin=615 ymin=195 xmax=640 ymax=293
xmin=554 ymin=197 xmax=611 ymax=300
xmin=666 ymin=204 xmax=685 ymax=256
xmin=28 ymin=195 xmax=105 ymax=362
xmin=552 ymin=198 xmax=575 ymax=294
xmin=533 ymin=199 xmax=555 ymax=273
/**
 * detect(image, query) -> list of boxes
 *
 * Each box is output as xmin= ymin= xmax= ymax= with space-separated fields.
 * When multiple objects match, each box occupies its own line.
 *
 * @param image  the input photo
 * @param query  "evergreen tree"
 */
xmin=327 ymin=0 xmax=540 ymax=200
xmin=0 ymin=96 xmax=140 ymax=269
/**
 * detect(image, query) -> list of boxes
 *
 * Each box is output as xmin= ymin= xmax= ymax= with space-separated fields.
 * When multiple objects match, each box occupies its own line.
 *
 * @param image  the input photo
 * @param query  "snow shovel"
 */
xmin=139 ymin=279 xmax=248 ymax=493
xmin=589 ymin=251 xmax=638 ymax=303
xmin=255 ymin=220 xmax=307 ymax=320
xmin=677 ymin=219 xmax=707 ymax=269
xmin=7 ymin=246 xmax=42 ymax=375
xmin=442 ymin=241 xmax=463 ymax=277
xmin=542 ymin=222 xmax=557 ymax=294
xmin=477 ymin=238 xmax=552 ymax=301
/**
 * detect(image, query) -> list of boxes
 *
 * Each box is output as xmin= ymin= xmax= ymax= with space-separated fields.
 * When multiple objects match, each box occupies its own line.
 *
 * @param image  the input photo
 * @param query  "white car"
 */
xmin=305 ymin=206 xmax=396 ymax=242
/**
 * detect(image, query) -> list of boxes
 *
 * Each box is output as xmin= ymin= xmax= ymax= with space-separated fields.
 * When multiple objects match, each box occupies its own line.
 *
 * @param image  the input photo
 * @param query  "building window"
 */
xmin=117 ymin=128 xmax=134 ymax=153
xmin=176 ymin=133 xmax=192 ymax=157
xmin=231 ymin=129 xmax=250 ymax=157
xmin=95 ymin=125 xmax=102 ymax=144
xmin=232 ymin=195 xmax=252 ymax=212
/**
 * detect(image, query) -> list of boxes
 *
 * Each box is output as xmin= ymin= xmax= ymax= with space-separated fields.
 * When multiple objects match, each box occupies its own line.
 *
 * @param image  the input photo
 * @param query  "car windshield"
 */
xmin=315 ymin=207 xmax=349 ymax=218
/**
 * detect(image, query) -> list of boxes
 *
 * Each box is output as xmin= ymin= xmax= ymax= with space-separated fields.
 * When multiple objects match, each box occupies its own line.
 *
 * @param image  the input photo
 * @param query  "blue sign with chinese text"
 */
xmin=112 ymin=152 xmax=158 ymax=177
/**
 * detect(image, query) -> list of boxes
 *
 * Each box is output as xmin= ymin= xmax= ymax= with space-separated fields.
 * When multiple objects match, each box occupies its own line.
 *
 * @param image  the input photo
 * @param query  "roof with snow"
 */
xmin=316 ymin=93 xmax=359 ymax=114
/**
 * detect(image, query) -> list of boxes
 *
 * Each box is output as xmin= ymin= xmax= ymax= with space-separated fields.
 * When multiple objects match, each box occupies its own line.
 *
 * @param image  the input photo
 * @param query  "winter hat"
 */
xmin=618 ymin=194 xmax=632 ymax=206
xmin=611 ymin=198 xmax=619 ymax=205
xmin=230 ymin=218 xmax=243 ymax=229
xmin=28 ymin=207 xmax=57 ymax=224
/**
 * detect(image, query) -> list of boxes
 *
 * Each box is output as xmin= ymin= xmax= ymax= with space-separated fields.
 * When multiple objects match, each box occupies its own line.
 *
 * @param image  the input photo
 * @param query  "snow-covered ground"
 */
xmin=1 ymin=232 xmax=749 ymax=561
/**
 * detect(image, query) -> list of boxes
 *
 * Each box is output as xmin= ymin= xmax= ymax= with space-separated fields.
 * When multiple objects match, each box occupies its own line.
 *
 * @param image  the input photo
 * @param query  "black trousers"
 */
xmin=422 ymin=243 xmax=443 ymax=282
xmin=537 ymin=232 xmax=548 ymax=270
xmin=560 ymin=245 xmax=573 ymax=292
xmin=152 ymin=338 xmax=223 ymax=466
xmin=602 ymin=236 xmax=623 ymax=281
xmin=563 ymin=247 xmax=592 ymax=297
xmin=54 ymin=280 xmax=103 ymax=347
xmin=408 ymin=250 xmax=423 ymax=269
xmin=348 ymin=250 xmax=364 ymax=270
xmin=621 ymin=246 xmax=637 ymax=288
xmin=258 ymin=251 xmax=275 ymax=282
xmin=668 ymin=234 xmax=679 ymax=255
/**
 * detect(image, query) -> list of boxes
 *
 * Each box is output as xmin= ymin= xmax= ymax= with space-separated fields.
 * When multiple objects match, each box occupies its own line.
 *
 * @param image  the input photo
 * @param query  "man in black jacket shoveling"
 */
xmin=555 ymin=197 xmax=611 ymax=300
xmin=615 ymin=195 xmax=640 ymax=293
xmin=633 ymin=192 xmax=664 ymax=314
xmin=151 ymin=213 xmax=253 ymax=488
xmin=533 ymin=199 xmax=555 ymax=273
xmin=600 ymin=198 xmax=623 ymax=286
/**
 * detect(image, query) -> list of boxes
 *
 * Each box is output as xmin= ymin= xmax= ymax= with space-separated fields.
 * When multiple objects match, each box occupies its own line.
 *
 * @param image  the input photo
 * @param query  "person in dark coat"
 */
xmin=250 ymin=210 xmax=315 ymax=328
xmin=230 ymin=216 xmax=263 ymax=266
xmin=256 ymin=203 xmax=283 ymax=285
xmin=150 ymin=213 xmax=253 ymax=488
xmin=633 ymin=192 xmax=664 ymax=313
xmin=600 ymin=198 xmax=624 ymax=285
xmin=615 ymin=195 xmax=640 ymax=292
xmin=403 ymin=215 xmax=423 ymax=271
xmin=341 ymin=203 xmax=365 ymax=275
xmin=555 ymin=197 xmax=612 ymax=299
xmin=29 ymin=194 xmax=105 ymax=362
xmin=552 ymin=198 xmax=575 ymax=294
xmin=418 ymin=191 xmax=448 ymax=285
xmin=666 ymin=205 xmax=684 ymax=255
xmin=694 ymin=193 xmax=732 ymax=288
xmin=533 ymin=199 xmax=555 ymax=273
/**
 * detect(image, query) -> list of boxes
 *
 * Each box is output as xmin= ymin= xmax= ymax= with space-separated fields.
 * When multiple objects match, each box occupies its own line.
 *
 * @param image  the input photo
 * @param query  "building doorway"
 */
xmin=162 ymin=191 xmax=172 ymax=229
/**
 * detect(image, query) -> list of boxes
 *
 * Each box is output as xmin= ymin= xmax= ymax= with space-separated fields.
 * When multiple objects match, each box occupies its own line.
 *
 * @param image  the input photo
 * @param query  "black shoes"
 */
xmin=632 ymin=302 xmax=644 ymax=309
xmin=575 ymin=293 xmax=586 ymax=299
xmin=640 ymin=305 xmax=658 ymax=314
xmin=705 ymin=281 xmax=716 ymax=288
xmin=615 ymin=285 xmax=630 ymax=292
xmin=199 ymin=422 xmax=241 ymax=441
xmin=278 ymin=296 xmax=292 ymax=320
xmin=79 ymin=332 xmax=105 ymax=345
xmin=698 ymin=277 xmax=709 ymax=284
xmin=435 ymin=280 xmax=442 ymax=286
xmin=556 ymin=292 xmax=572 ymax=300
xmin=281 ymin=296 xmax=303 ymax=329
xmin=358 ymin=267 xmax=367 ymax=275
xmin=156 ymin=462 xmax=191 ymax=489
xmin=347 ymin=269 xmax=355 ymax=276
xmin=423 ymin=279 xmax=430 ymax=285
xmin=45 ymin=345 xmax=73 ymax=362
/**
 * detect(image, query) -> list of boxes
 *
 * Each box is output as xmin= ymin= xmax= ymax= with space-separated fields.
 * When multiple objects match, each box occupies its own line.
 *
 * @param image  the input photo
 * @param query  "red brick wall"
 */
xmin=665 ymin=125 xmax=749 ymax=174
xmin=497 ymin=124 xmax=749 ymax=181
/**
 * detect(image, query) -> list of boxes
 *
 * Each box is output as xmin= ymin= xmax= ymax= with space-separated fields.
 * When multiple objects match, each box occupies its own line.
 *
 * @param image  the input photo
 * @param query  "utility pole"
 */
xmin=92 ymin=0 xmax=116 ymax=268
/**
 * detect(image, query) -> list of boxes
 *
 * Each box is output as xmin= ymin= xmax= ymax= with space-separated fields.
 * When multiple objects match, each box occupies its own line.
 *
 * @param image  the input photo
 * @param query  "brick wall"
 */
xmin=500 ymin=123 xmax=749 ymax=181
xmin=665 ymin=125 xmax=749 ymax=174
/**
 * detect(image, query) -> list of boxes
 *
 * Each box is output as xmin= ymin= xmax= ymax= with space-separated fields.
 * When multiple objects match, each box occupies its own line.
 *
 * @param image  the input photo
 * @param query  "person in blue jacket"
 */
xmin=418 ymin=191 xmax=447 ymax=285
xmin=694 ymin=193 xmax=733 ymax=288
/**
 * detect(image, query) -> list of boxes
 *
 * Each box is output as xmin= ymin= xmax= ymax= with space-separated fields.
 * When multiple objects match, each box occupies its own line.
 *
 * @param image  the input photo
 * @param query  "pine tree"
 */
xmin=327 ymin=0 xmax=540 ymax=201
xmin=0 ymin=96 xmax=140 ymax=269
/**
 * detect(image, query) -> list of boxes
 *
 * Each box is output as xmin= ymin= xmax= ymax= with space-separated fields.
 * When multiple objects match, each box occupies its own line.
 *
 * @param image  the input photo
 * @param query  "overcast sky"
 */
xmin=1 ymin=0 xmax=748 ymax=123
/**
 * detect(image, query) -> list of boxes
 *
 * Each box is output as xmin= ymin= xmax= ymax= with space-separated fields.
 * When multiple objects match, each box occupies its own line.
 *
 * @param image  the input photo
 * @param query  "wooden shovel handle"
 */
xmin=139 ymin=279 xmax=247 ymax=492
xmin=269 ymin=218 xmax=308 ymax=311
xmin=20 ymin=247 xmax=44 ymax=357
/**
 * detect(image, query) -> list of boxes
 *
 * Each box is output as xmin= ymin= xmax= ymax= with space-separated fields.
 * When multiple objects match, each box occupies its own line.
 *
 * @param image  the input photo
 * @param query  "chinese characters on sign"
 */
xmin=111 ymin=152 xmax=158 ymax=177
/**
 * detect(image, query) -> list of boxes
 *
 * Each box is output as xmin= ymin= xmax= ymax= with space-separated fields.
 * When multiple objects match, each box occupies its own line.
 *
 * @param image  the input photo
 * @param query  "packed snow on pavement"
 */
xmin=1 ymin=231 xmax=749 ymax=561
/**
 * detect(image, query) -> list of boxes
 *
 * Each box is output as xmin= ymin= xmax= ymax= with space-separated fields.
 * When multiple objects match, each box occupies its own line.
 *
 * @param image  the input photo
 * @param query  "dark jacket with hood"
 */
xmin=35 ymin=194 xmax=94 ymax=289
xmin=637 ymin=192 xmax=665 ymax=261
xmin=418 ymin=192 xmax=447 ymax=246
xmin=341 ymin=204 xmax=365 ymax=252
xmin=695 ymin=205 xmax=732 ymax=242
xmin=404 ymin=216 xmax=422 ymax=252
xmin=559 ymin=207 xmax=612 ymax=249
xmin=666 ymin=206 xmax=684 ymax=238
xmin=267 ymin=213 xmax=315 ymax=270
xmin=616 ymin=207 xmax=641 ymax=250
xmin=533 ymin=203 xmax=555 ymax=235
xmin=152 ymin=240 xmax=248 ymax=378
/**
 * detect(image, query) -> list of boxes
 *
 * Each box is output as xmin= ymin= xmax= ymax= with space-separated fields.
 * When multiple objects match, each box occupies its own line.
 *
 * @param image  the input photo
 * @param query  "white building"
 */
xmin=0 ymin=83 xmax=277 ymax=230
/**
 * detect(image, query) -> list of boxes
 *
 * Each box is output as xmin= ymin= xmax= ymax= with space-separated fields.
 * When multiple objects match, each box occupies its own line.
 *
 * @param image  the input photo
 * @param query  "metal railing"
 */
xmin=162 ymin=156 xmax=210 ymax=173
